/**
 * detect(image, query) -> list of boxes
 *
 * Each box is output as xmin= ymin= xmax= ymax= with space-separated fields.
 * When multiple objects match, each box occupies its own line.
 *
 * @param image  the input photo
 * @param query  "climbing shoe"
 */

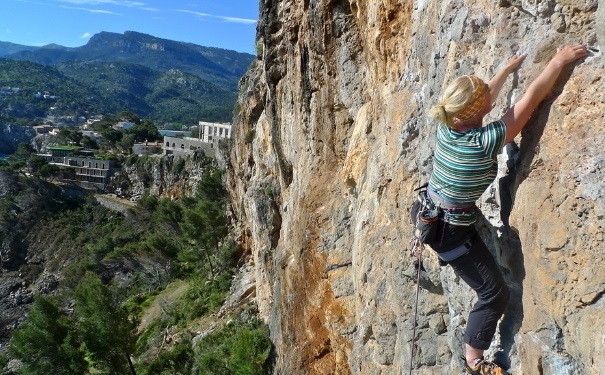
xmin=464 ymin=357 xmax=507 ymax=375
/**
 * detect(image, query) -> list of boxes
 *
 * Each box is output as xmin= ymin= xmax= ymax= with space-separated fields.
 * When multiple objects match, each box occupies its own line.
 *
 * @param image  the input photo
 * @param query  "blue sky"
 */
xmin=0 ymin=0 xmax=259 ymax=54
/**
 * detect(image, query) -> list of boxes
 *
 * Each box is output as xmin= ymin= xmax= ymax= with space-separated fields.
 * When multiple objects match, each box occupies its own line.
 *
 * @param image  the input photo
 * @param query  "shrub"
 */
xmin=195 ymin=318 xmax=272 ymax=375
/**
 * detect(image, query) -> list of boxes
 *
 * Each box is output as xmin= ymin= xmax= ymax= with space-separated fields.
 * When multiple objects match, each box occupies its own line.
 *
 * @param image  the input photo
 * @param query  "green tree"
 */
xmin=101 ymin=128 xmax=123 ymax=145
xmin=60 ymin=128 xmax=83 ymax=145
xmin=74 ymin=272 xmax=138 ymax=375
xmin=118 ymin=133 xmax=136 ymax=151
xmin=81 ymin=135 xmax=99 ymax=150
xmin=178 ymin=169 xmax=229 ymax=275
xmin=9 ymin=296 xmax=87 ymax=375
xmin=8 ymin=143 xmax=35 ymax=163
xmin=117 ymin=111 xmax=141 ymax=124
xmin=38 ymin=163 xmax=61 ymax=179
xmin=127 ymin=119 xmax=161 ymax=142
xmin=27 ymin=154 xmax=48 ymax=174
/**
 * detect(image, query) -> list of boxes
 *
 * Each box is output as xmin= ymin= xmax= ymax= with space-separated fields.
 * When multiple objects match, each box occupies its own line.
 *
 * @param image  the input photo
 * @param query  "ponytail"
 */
xmin=430 ymin=103 xmax=453 ymax=127
xmin=429 ymin=75 xmax=487 ymax=128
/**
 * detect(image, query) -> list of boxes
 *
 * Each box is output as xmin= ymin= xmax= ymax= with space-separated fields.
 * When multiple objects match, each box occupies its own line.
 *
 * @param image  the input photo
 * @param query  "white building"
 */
xmin=199 ymin=121 xmax=232 ymax=144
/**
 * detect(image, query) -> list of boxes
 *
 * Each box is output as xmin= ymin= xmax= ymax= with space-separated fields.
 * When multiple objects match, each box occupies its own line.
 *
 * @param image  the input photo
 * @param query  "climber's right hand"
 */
xmin=552 ymin=44 xmax=588 ymax=67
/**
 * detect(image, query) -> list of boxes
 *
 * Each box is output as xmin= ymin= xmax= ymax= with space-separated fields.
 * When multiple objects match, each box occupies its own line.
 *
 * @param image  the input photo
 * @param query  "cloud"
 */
xmin=81 ymin=32 xmax=92 ymax=39
xmin=59 ymin=0 xmax=141 ymax=5
xmin=217 ymin=16 xmax=257 ymax=25
xmin=57 ymin=0 xmax=156 ymax=9
xmin=177 ymin=9 xmax=256 ymax=25
xmin=60 ymin=5 xmax=118 ymax=14
xmin=177 ymin=9 xmax=211 ymax=17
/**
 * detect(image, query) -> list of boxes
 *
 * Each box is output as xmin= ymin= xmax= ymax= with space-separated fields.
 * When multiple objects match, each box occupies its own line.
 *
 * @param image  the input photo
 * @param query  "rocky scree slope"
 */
xmin=226 ymin=0 xmax=605 ymax=374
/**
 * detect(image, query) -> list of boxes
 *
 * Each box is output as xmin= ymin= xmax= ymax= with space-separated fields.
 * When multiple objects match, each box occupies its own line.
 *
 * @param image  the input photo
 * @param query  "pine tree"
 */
xmin=9 ymin=296 xmax=87 ymax=375
xmin=73 ymin=272 xmax=137 ymax=375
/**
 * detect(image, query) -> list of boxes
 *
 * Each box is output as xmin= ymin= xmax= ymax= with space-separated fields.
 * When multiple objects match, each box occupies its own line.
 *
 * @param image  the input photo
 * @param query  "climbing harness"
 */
xmin=408 ymin=236 xmax=424 ymax=375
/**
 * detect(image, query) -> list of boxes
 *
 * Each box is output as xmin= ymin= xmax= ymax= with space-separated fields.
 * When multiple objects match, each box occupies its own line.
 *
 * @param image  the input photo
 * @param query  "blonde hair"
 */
xmin=430 ymin=75 xmax=487 ymax=127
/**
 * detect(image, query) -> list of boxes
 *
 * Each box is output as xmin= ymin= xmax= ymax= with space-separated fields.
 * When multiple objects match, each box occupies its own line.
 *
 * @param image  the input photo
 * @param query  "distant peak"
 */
xmin=40 ymin=43 xmax=69 ymax=50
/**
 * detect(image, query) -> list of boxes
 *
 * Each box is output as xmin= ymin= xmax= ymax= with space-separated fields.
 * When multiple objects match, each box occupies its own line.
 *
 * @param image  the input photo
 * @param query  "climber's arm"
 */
xmin=501 ymin=44 xmax=588 ymax=144
xmin=487 ymin=54 xmax=526 ymax=106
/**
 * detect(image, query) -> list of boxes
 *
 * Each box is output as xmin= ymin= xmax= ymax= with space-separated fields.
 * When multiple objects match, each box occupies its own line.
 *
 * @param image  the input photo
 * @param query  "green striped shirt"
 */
xmin=428 ymin=120 xmax=507 ymax=225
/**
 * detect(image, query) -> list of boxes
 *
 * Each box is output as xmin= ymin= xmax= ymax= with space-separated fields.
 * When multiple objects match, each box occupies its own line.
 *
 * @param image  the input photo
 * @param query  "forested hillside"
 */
xmin=0 ymin=59 xmax=237 ymax=125
xmin=0 ymin=150 xmax=271 ymax=374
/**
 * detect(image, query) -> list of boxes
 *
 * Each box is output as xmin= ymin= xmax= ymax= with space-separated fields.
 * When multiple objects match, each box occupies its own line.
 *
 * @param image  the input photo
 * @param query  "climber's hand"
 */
xmin=505 ymin=54 xmax=526 ymax=73
xmin=552 ymin=44 xmax=588 ymax=66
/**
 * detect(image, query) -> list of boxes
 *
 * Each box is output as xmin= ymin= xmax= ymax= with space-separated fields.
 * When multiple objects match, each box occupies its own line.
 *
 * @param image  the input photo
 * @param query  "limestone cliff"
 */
xmin=226 ymin=1 xmax=605 ymax=374
xmin=0 ymin=123 xmax=35 ymax=155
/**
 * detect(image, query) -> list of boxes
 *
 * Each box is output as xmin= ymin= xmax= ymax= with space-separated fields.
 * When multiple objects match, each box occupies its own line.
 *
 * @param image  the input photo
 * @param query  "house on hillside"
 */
xmin=113 ymin=121 xmax=135 ymax=130
xmin=38 ymin=146 xmax=118 ymax=190
xmin=33 ymin=124 xmax=57 ymax=135
xmin=83 ymin=117 xmax=102 ymax=129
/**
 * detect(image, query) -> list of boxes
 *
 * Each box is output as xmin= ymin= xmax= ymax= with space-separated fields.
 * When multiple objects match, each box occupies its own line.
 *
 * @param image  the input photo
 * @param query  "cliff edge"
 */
xmin=227 ymin=1 xmax=605 ymax=373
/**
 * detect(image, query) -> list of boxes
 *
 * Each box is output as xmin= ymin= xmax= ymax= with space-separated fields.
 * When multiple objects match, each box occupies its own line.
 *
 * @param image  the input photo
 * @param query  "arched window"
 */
xmin=166 ymin=141 xmax=170 ymax=147
xmin=180 ymin=144 xmax=185 ymax=149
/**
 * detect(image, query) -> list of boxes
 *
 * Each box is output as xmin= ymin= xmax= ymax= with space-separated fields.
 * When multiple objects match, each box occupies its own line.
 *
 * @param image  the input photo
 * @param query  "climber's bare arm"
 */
xmin=502 ymin=44 xmax=588 ymax=144
xmin=487 ymin=54 xmax=526 ymax=106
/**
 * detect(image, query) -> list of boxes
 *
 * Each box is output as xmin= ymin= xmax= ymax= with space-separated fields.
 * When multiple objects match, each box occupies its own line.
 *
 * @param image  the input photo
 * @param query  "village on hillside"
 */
xmin=34 ymin=119 xmax=232 ymax=190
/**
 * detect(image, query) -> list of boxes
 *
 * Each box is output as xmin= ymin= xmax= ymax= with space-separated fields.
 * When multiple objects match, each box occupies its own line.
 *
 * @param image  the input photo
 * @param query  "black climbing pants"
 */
xmin=410 ymin=200 xmax=510 ymax=350
xmin=445 ymin=230 xmax=510 ymax=350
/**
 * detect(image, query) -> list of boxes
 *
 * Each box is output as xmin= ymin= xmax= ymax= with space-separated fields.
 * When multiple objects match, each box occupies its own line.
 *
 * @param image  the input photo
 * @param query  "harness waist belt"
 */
xmin=427 ymin=186 xmax=476 ymax=210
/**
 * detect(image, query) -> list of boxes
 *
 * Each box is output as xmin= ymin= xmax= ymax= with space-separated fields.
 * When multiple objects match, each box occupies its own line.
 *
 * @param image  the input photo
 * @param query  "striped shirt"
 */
xmin=428 ymin=120 xmax=507 ymax=225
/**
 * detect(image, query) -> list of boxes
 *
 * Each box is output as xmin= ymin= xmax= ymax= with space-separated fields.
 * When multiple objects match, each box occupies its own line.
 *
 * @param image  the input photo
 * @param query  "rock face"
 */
xmin=107 ymin=153 xmax=211 ymax=200
xmin=227 ymin=1 xmax=605 ymax=374
xmin=0 ymin=123 xmax=36 ymax=155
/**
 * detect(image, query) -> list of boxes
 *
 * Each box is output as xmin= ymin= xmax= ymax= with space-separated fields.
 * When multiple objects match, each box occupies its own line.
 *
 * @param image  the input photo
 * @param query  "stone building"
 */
xmin=163 ymin=122 xmax=232 ymax=158
xmin=163 ymin=136 xmax=217 ymax=158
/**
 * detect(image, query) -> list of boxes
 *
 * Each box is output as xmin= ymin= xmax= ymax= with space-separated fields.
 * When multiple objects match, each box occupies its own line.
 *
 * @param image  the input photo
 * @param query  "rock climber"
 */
xmin=421 ymin=44 xmax=587 ymax=375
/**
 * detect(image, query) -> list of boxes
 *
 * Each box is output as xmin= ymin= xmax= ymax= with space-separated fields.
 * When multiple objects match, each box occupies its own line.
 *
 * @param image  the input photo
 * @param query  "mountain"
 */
xmin=57 ymin=61 xmax=237 ymax=124
xmin=6 ymin=31 xmax=254 ymax=92
xmin=0 ymin=41 xmax=39 ymax=57
xmin=0 ymin=59 xmax=237 ymax=124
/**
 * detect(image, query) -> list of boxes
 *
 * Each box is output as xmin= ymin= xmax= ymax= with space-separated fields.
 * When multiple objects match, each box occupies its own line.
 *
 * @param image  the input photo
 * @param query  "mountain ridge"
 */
xmin=0 ymin=31 xmax=254 ymax=124
xmin=0 ymin=41 xmax=40 ymax=57
xmin=3 ymin=31 xmax=254 ymax=92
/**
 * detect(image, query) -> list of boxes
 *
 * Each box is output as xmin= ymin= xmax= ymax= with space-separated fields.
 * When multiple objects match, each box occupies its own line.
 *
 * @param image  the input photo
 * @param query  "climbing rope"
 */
xmin=408 ymin=236 xmax=425 ymax=375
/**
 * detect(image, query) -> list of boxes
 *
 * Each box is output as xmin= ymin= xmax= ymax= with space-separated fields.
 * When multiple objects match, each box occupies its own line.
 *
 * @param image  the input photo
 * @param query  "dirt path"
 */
xmin=95 ymin=194 xmax=137 ymax=214
xmin=138 ymin=279 xmax=189 ymax=331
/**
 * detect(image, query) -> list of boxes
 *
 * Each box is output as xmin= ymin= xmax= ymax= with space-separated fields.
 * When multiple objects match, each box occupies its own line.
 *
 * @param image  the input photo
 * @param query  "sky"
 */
xmin=0 ymin=0 xmax=259 ymax=54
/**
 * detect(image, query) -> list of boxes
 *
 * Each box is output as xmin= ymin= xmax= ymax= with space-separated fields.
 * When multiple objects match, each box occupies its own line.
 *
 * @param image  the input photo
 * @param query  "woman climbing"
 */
xmin=421 ymin=44 xmax=587 ymax=375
